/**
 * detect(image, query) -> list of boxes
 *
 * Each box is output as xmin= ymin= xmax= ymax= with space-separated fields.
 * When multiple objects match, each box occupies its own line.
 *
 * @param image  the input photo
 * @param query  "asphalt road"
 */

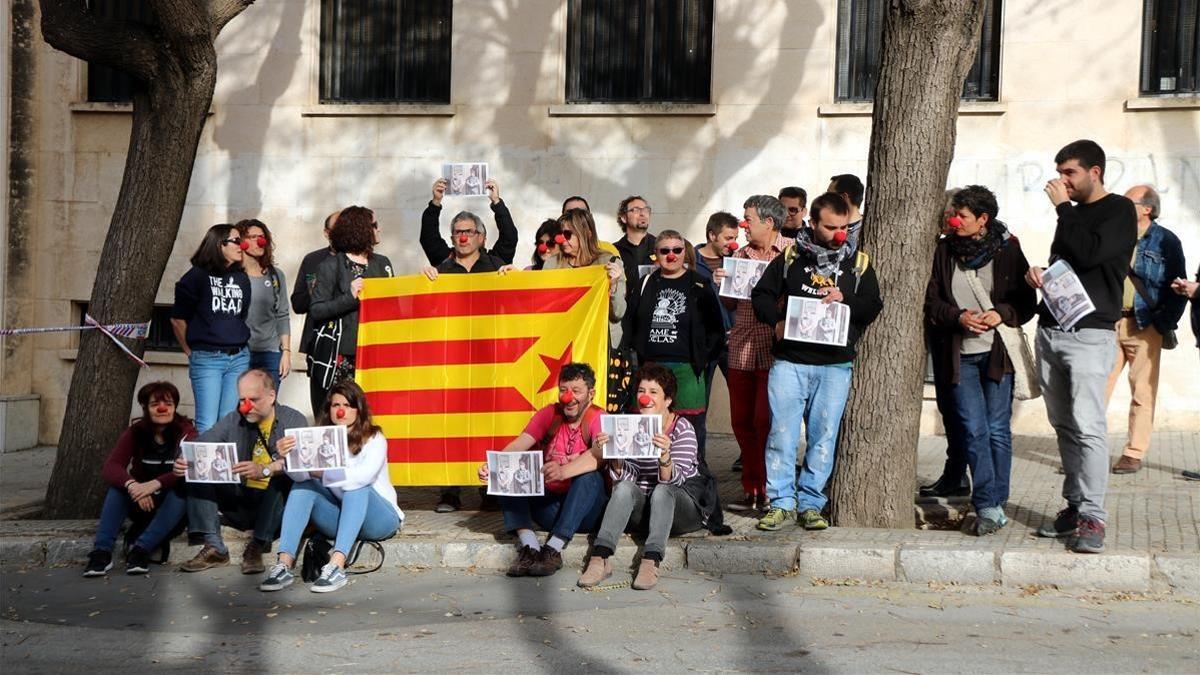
xmin=2 ymin=563 xmax=1198 ymax=673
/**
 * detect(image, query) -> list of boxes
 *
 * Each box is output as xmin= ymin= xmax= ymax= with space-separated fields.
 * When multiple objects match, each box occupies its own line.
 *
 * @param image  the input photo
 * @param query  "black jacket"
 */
xmin=751 ymin=245 xmax=884 ymax=365
xmin=310 ymin=252 xmax=394 ymax=356
xmin=614 ymin=233 xmax=656 ymax=299
xmin=1037 ymin=193 xmax=1138 ymax=330
xmin=197 ymin=404 xmax=309 ymax=463
xmin=625 ymin=269 xmax=725 ymax=376
xmin=420 ymin=200 xmax=518 ymax=267
xmin=436 ymin=251 xmax=508 ymax=274
xmin=924 ymin=236 xmax=1037 ymax=385
xmin=291 ymin=247 xmax=335 ymax=354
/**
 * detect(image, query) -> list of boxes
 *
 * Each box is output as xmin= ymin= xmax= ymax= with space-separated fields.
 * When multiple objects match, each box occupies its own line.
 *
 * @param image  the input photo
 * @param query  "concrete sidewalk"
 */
xmin=3 ymin=432 xmax=1198 ymax=594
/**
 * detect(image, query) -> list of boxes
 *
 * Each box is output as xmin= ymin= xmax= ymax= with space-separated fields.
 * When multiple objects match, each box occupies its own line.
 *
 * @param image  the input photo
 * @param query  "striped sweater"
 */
xmin=609 ymin=416 xmax=699 ymax=494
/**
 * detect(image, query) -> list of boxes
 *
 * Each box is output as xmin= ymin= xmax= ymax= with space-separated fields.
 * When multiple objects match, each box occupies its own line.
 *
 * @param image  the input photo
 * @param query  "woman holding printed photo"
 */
xmin=260 ymin=380 xmax=403 ymax=593
xmin=579 ymin=365 xmax=705 ymax=591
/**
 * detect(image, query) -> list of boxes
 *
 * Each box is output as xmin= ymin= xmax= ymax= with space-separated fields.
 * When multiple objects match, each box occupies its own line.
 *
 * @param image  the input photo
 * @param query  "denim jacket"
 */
xmin=1132 ymin=222 xmax=1188 ymax=335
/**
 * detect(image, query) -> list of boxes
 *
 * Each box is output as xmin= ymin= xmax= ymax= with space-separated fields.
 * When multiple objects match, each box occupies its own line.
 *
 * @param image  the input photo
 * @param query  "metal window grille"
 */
xmin=1140 ymin=0 xmax=1200 ymax=94
xmin=835 ymin=0 xmax=1003 ymax=102
xmin=319 ymin=0 xmax=452 ymax=104
xmin=77 ymin=303 xmax=181 ymax=352
xmin=566 ymin=0 xmax=713 ymax=103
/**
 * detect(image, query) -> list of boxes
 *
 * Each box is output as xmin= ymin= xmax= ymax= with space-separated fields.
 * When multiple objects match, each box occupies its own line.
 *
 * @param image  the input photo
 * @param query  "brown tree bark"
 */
xmin=40 ymin=0 xmax=254 ymax=518
xmin=829 ymin=0 xmax=984 ymax=528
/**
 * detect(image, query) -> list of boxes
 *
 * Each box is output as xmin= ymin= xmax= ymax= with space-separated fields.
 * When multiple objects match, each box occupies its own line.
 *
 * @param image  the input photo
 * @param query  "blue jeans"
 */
xmin=499 ymin=470 xmax=607 ymax=544
xmin=249 ymin=350 xmax=282 ymax=391
xmin=764 ymin=360 xmax=853 ymax=513
xmin=951 ymin=352 xmax=1014 ymax=512
xmin=93 ymin=486 xmax=187 ymax=552
xmin=278 ymin=480 xmax=401 ymax=559
xmin=189 ymin=347 xmax=250 ymax=433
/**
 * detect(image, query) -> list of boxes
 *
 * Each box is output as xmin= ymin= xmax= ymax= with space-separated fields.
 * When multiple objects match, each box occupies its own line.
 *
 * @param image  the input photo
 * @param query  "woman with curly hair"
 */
xmin=309 ymin=206 xmax=394 ymax=404
xmin=236 ymin=219 xmax=291 ymax=390
xmin=262 ymin=379 xmax=403 ymax=593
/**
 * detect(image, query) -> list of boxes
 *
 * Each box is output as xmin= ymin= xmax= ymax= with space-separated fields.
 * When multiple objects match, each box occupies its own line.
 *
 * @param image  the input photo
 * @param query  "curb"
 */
xmin=3 ymin=528 xmax=1196 ymax=596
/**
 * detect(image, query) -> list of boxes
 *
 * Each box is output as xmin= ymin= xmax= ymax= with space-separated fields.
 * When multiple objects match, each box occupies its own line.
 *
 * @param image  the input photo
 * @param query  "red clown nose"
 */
xmin=559 ymin=389 xmax=575 ymax=405
xmin=335 ymin=408 xmax=346 ymax=420
xmin=832 ymin=231 xmax=848 ymax=245
xmin=946 ymin=216 xmax=963 ymax=229
xmin=154 ymin=405 xmax=170 ymax=415
xmin=255 ymin=236 xmax=267 ymax=248
xmin=665 ymin=253 xmax=678 ymax=263
xmin=554 ymin=234 xmax=566 ymax=245
xmin=637 ymin=394 xmax=653 ymax=408
xmin=739 ymin=220 xmax=750 ymax=230
xmin=238 ymin=399 xmax=253 ymax=415
xmin=458 ymin=235 xmax=469 ymax=244
xmin=726 ymin=241 xmax=739 ymax=252
xmin=536 ymin=243 xmax=549 ymax=254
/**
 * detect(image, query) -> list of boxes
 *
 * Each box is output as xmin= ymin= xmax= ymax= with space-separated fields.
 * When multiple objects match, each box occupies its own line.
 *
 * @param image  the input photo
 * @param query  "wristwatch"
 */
xmin=658 ymin=455 xmax=672 ymax=467
xmin=261 ymin=465 xmax=272 ymax=478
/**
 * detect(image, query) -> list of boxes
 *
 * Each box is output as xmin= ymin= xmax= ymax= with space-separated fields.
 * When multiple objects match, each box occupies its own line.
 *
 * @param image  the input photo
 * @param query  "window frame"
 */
xmin=1139 ymin=0 xmax=1200 ymax=96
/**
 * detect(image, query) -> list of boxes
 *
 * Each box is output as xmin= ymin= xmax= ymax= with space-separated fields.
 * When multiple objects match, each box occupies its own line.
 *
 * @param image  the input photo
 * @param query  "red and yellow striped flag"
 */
xmin=356 ymin=267 xmax=610 ymax=485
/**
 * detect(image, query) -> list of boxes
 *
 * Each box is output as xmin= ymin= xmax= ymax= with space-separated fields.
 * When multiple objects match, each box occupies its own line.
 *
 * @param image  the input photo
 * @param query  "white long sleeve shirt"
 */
xmin=288 ymin=432 xmax=404 ymax=522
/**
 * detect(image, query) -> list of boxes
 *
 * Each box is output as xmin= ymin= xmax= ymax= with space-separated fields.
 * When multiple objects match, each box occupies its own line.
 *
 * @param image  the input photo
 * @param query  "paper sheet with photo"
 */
xmin=486 ymin=451 xmax=545 ymax=497
xmin=442 ymin=162 xmax=489 ymax=196
xmin=719 ymin=257 xmax=769 ymax=300
xmin=638 ymin=264 xmax=656 ymax=279
xmin=784 ymin=298 xmax=850 ymax=347
xmin=182 ymin=442 xmax=240 ymax=484
xmin=284 ymin=425 xmax=349 ymax=472
xmin=1040 ymin=259 xmax=1096 ymax=330
xmin=600 ymin=414 xmax=663 ymax=459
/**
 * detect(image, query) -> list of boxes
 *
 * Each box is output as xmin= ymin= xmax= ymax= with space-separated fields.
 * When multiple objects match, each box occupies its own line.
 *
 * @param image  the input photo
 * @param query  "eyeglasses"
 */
xmin=626 ymin=206 xmax=652 ymax=215
xmin=451 ymin=229 xmax=478 ymax=237
xmin=786 ymin=207 xmax=802 ymax=215
xmin=657 ymin=247 xmax=684 ymax=255
xmin=560 ymin=230 xmax=575 ymax=240
xmin=222 ymin=238 xmax=242 ymax=247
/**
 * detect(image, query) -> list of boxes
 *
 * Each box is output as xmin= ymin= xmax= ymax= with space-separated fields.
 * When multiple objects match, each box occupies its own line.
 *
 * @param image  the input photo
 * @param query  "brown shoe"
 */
xmin=1112 ymin=455 xmax=1142 ymax=474
xmin=179 ymin=545 xmax=230 ymax=573
xmin=506 ymin=545 xmax=540 ymax=577
xmin=631 ymin=558 xmax=660 ymax=591
xmin=527 ymin=545 xmax=563 ymax=577
xmin=576 ymin=556 xmax=612 ymax=588
xmin=240 ymin=540 xmax=265 ymax=575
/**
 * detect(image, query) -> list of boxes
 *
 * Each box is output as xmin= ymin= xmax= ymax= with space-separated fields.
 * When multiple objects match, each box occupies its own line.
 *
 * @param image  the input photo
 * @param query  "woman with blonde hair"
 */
xmin=543 ymin=208 xmax=629 ymax=411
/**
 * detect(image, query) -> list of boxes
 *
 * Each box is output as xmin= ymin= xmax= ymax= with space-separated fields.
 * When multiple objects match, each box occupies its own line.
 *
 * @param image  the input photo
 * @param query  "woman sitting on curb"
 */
xmin=84 ymin=382 xmax=196 ymax=577
xmin=260 ymin=379 xmax=403 ymax=593
xmin=578 ymin=364 xmax=703 ymax=591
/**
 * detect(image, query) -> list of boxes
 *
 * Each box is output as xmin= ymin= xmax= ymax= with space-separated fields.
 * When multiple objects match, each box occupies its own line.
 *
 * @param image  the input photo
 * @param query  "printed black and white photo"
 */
xmin=638 ymin=264 xmax=656 ymax=279
xmin=1040 ymin=259 xmax=1096 ymax=330
xmin=486 ymin=451 xmax=544 ymax=497
xmin=600 ymin=415 xmax=662 ymax=459
xmin=442 ymin=162 xmax=489 ymax=197
xmin=719 ymin=257 xmax=769 ymax=300
xmin=284 ymin=426 xmax=348 ymax=472
xmin=784 ymin=297 xmax=850 ymax=347
xmin=181 ymin=442 xmax=239 ymax=484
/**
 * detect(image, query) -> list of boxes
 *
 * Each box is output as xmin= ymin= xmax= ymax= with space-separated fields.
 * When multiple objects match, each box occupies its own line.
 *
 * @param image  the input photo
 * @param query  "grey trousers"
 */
xmin=593 ymin=480 xmax=703 ymax=559
xmin=1037 ymin=326 xmax=1117 ymax=522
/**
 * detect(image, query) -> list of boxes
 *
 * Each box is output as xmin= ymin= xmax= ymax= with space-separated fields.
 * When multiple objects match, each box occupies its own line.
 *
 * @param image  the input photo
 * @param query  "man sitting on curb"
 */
xmin=750 ymin=192 xmax=884 ymax=532
xmin=173 ymin=368 xmax=307 ymax=574
xmin=477 ymin=363 xmax=608 ymax=578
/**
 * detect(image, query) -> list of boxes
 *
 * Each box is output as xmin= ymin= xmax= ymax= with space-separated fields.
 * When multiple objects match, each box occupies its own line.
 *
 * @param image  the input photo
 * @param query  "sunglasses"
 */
xmin=559 ymin=230 xmax=575 ymax=240
xmin=657 ymin=247 xmax=684 ymax=256
xmin=222 ymin=238 xmax=242 ymax=247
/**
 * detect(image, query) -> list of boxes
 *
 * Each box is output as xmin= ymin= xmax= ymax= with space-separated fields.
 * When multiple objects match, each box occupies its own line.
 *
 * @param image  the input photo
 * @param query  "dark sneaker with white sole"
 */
xmin=259 ymin=561 xmax=296 ymax=592
xmin=1072 ymin=517 xmax=1106 ymax=554
xmin=1036 ymin=506 xmax=1079 ymax=538
xmin=83 ymin=549 xmax=113 ymax=577
xmin=311 ymin=563 xmax=348 ymax=593
xmin=125 ymin=546 xmax=151 ymax=575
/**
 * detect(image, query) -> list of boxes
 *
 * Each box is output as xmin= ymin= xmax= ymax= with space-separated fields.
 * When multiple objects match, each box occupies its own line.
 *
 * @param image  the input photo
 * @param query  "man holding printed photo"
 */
xmin=750 ymin=192 xmax=883 ymax=532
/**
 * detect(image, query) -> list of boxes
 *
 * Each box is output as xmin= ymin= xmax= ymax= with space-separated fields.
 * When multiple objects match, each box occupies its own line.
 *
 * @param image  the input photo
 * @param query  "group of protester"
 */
xmin=83 ymin=138 xmax=1200 ymax=591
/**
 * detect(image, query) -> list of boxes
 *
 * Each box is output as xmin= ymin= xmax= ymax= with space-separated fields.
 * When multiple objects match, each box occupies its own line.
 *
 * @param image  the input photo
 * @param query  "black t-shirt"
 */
xmin=643 ymin=275 xmax=693 ymax=363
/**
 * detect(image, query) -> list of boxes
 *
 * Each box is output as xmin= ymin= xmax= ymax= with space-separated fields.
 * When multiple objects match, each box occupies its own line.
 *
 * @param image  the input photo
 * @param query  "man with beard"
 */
xmin=420 ymin=177 xmax=518 ymax=267
xmin=476 ymin=363 xmax=608 ymax=578
xmin=614 ymin=195 xmax=656 ymax=301
xmin=751 ymin=193 xmax=884 ymax=532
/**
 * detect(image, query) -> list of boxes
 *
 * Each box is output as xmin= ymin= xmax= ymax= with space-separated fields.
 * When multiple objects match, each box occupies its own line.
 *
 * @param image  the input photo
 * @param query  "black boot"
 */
xmin=918 ymin=474 xmax=969 ymax=498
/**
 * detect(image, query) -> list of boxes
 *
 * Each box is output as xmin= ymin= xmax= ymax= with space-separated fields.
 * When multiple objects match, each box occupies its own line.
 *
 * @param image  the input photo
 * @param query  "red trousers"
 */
xmin=727 ymin=367 xmax=770 ymax=495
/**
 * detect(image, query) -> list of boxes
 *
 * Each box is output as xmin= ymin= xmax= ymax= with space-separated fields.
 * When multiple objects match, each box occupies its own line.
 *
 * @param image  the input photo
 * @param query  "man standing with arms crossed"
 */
xmin=1027 ymin=140 xmax=1137 ymax=554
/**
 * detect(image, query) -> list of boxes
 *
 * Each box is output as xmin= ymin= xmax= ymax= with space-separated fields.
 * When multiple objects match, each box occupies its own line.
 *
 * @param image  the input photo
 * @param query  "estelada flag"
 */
xmin=355 ymin=266 xmax=610 ymax=485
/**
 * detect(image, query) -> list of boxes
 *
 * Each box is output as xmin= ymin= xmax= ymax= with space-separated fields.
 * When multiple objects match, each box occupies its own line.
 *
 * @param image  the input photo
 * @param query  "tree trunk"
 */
xmin=39 ymin=0 xmax=252 ymax=518
xmin=829 ymin=0 xmax=984 ymax=528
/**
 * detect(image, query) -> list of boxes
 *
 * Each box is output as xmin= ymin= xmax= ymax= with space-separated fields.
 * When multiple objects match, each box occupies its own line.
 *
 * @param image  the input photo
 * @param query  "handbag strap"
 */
xmin=1127 ymin=266 xmax=1157 ymax=310
xmin=963 ymin=269 xmax=996 ymax=313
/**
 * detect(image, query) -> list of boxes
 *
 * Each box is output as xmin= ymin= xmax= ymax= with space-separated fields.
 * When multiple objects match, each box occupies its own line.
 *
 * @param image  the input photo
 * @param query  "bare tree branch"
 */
xmin=209 ymin=0 xmax=256 ymax=36
xmin=148 ymin=0 xmax=210 ymax=41
xmin=38 ymin=0 xmax=158 ymax=82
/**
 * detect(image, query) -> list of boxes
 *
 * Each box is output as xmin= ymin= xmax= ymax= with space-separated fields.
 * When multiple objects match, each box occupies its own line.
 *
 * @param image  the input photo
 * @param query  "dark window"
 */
xmin=566 ymin=0 xmax=713 ymax=104
xmin=319 ymin=0 xmax=452 ymax=104
xmin=85 ymin=0 xmax=151 ymax=102
xmin=1140 ymin=0 xmax=1200 ymax=95
xmin=835 ymin=0 xmax=1003 ymax=102
xmin=77 ymin=303 xmax=182 ymax=353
